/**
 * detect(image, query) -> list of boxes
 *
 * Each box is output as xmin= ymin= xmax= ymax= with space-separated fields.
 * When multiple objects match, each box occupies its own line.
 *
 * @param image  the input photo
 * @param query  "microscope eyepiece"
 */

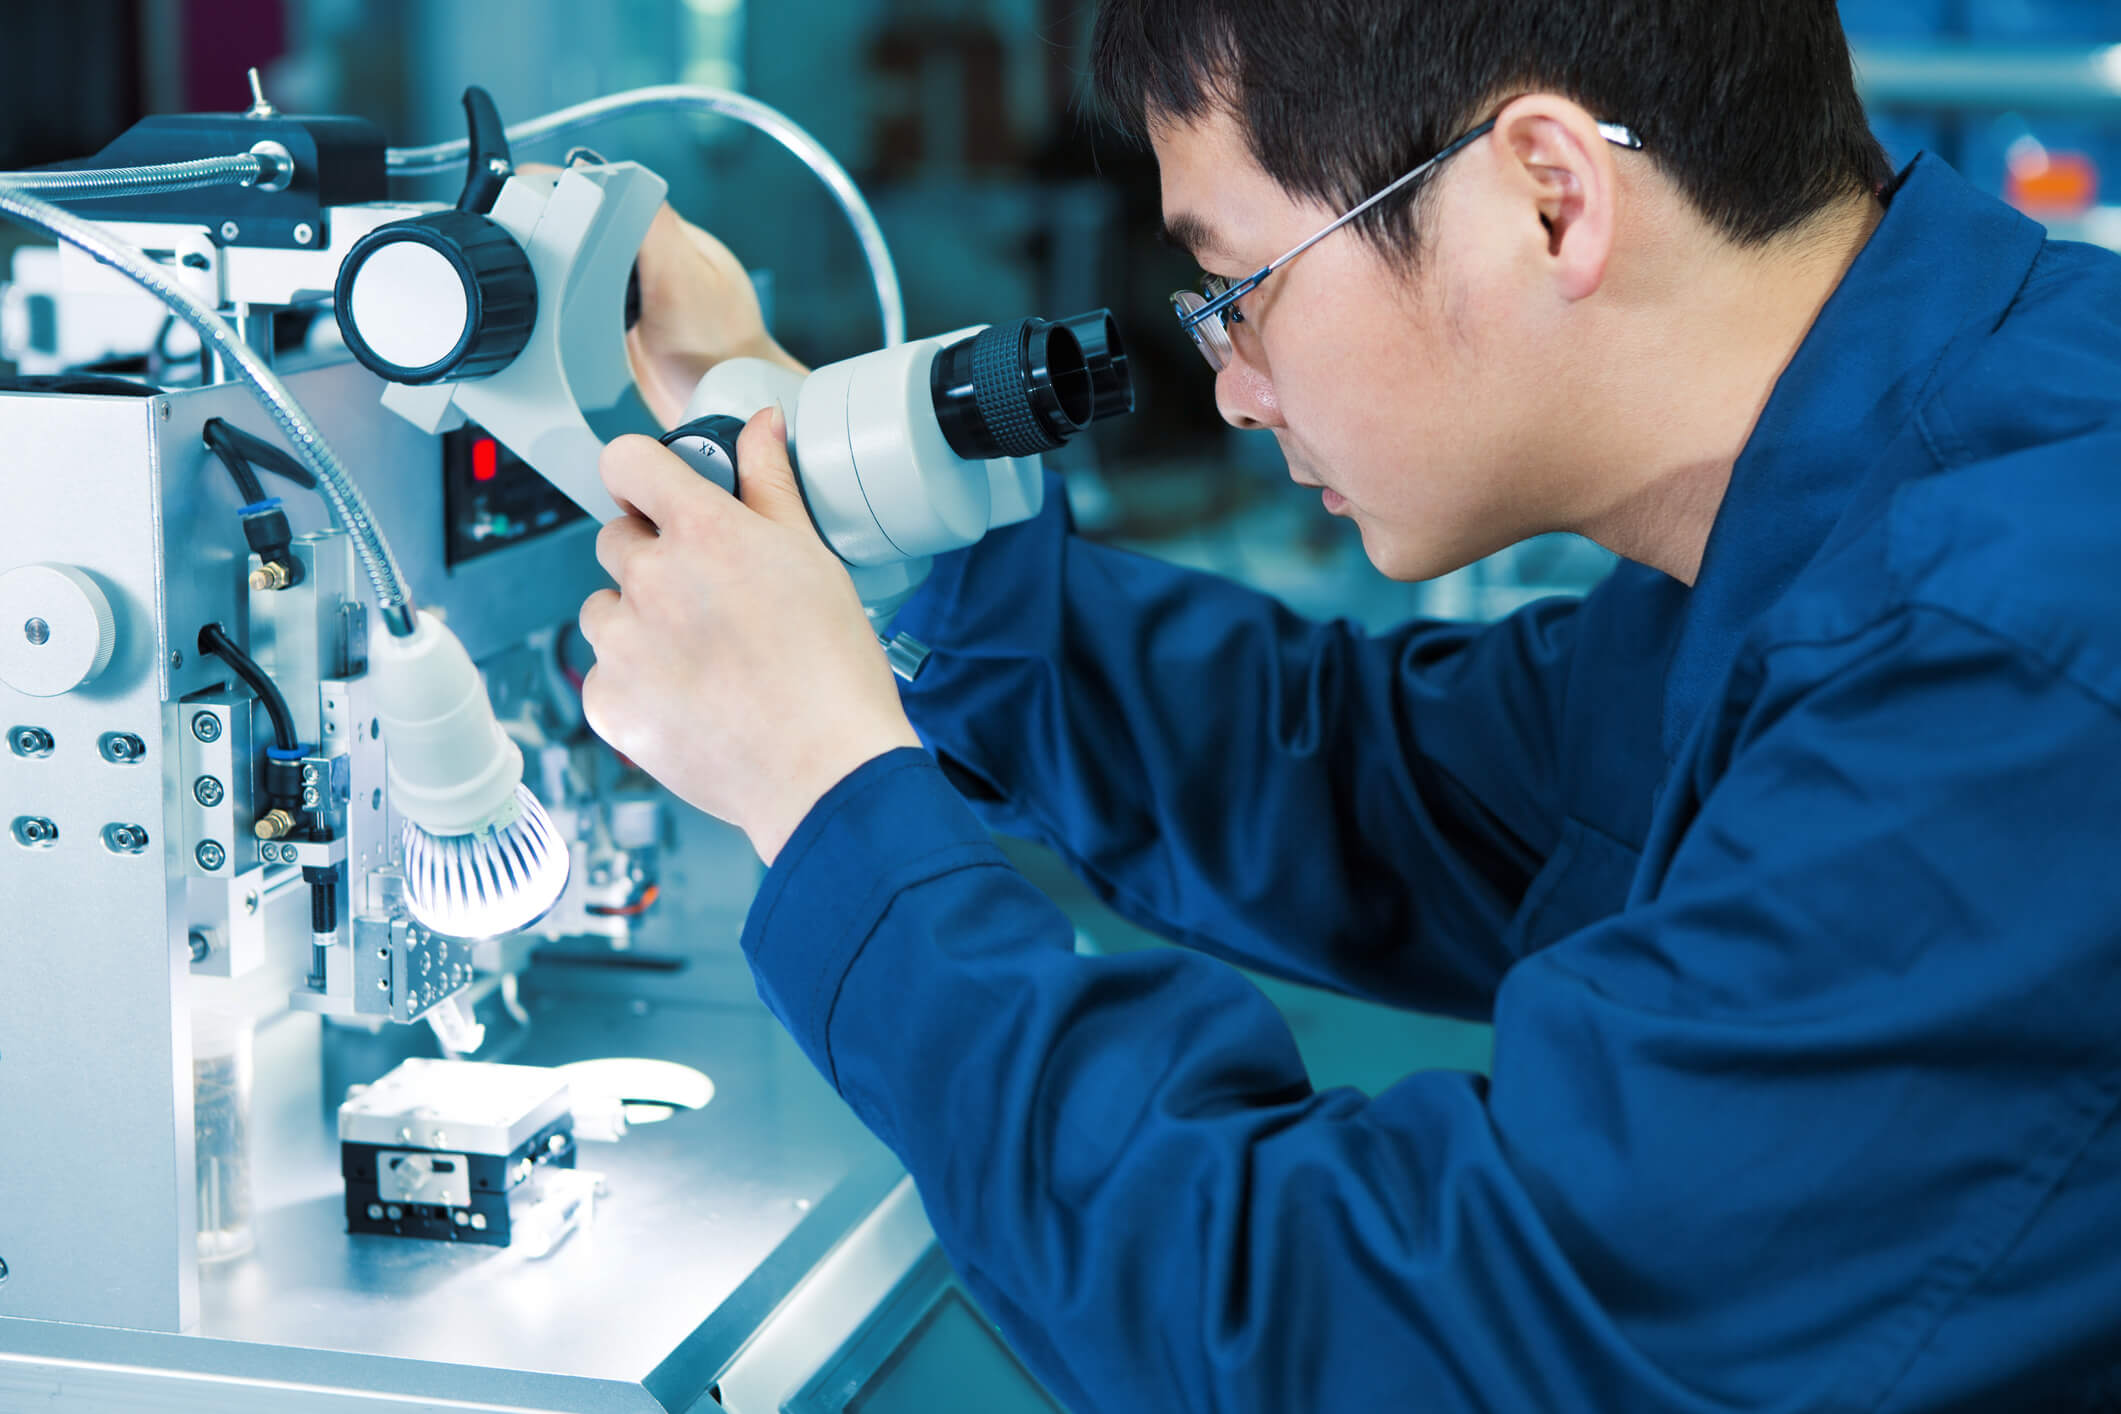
xmin=930 ymin=310 xmax=1132 ymax=461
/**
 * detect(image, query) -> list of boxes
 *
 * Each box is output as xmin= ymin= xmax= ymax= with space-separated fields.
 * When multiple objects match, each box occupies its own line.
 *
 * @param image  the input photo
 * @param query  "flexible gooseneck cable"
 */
xmin=0 ymin=153 xmax=283 ymax=200
xmin=0 ymin=179 xmax=421 ymax=636
xmin=386 ymin=84 xmax=906 ymax=347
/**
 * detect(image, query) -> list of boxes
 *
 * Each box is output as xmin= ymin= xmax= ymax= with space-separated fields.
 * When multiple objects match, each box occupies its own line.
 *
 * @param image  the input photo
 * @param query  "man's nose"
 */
xmin=1215 ymin=355 xmax=1283 ymax=431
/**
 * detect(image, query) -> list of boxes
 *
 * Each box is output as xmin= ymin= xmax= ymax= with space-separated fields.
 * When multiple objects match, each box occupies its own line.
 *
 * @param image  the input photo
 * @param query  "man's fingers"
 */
xmin=736 ymin=406 xmax=810 ymax=530
xmin=599 ymin=433 xmax=729 ymax=531
xmin=596 ymin=513 xmax=657 ymax=585
xmin=578 ymin=588 xmax=620 ymax=649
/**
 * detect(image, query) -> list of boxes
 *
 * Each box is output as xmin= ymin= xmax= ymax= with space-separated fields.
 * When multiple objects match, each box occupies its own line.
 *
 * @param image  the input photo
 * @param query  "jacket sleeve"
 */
xmin=742 ymin=605 xmax=2121 ymax=1413
xmin=887 ymin=480 xmax=1581 ymax=1017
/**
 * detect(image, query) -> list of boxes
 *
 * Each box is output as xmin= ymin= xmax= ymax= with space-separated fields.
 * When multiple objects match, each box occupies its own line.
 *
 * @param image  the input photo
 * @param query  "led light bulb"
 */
xmin=370 ymin=612 xmax=571 ymax=938
xmin=400 ymin=783 xmax=569 ymax=938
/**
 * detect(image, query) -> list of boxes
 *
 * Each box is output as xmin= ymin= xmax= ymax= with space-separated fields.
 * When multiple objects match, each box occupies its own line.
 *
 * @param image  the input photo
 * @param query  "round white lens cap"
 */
xmin=348 ymin=240 xmax=472 ymax=372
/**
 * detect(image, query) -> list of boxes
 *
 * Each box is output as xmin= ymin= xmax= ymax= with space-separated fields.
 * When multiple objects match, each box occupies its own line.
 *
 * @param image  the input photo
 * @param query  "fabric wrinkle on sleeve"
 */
xmin=886 ymin=474 xmax=1590 ymax=1019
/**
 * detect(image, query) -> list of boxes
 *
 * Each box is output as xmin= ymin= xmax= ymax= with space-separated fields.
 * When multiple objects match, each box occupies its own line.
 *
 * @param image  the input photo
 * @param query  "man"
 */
xmin=575 ymin=1 xmax=2121 ymax=1407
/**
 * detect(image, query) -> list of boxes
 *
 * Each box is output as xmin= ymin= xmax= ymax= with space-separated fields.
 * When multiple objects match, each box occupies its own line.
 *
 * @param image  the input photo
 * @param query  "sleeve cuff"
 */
xmin=739 ymin=746 xmax=1008 ymax=1085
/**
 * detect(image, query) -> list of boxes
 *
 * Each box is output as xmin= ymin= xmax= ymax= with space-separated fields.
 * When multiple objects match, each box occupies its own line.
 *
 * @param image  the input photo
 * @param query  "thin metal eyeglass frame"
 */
xmin=1172 ymin=118 xmax=1643 ymax=368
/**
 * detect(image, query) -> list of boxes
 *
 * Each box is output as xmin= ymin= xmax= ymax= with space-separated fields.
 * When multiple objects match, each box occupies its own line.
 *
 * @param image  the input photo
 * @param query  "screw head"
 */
xmin=301 ymin=786 xmax=322 ymax=809
xmin=23 ymin=618 xmax=49 ymax=647
xmin=244 ymin=890 xmax=260 ymax=915
xmin=220 ymin=220 xmax=240 ymax=241
xmin=191 ymin=713 xmax=222 ymax=743
xmin=301 ymin=763 xmax=323 ymax=787
xmin=194 ymin=776 xmax=225 ymax=807
xmin=170 ymin=650 xmax=184 ymax=670
xmin=106 ymin=824 xmax=149 ymax=853
xmin=18 ymin=817 xmax=56 ymax=845
xmin=0 ymin=1255 xmax=9 ymax=1283
xmin=196 ymin=840 xmax=226 ymax=871
xmin=189 ymin=930 xmax=211 ymax=962
xmin=9 ymin=727 xmax=53 ymax=757
xmin=102 ymin=733 xmax=145 ymax=763
xmin=292 ymin=222 xmax=315 ymax=246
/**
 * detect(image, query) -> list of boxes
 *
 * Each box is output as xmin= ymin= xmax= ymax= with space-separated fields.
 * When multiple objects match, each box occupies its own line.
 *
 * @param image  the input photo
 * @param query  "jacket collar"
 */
xmin=1659 ymin=155 xmax=2049 ymax=759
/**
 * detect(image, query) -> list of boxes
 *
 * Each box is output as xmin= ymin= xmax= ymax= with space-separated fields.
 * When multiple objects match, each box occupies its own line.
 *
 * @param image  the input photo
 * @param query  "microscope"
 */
xmin=0 ymin=77 xmax=1123 ymax=1413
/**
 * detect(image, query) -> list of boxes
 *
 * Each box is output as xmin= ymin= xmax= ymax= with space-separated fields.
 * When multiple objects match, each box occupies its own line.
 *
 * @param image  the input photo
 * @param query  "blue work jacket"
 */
xmin=738 ymin=156 xmax=2121 ymax=1412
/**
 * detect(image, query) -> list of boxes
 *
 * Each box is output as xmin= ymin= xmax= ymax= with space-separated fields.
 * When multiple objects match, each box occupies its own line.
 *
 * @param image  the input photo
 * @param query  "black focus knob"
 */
xmin=334 ymin=209 xmax=538 ymax=385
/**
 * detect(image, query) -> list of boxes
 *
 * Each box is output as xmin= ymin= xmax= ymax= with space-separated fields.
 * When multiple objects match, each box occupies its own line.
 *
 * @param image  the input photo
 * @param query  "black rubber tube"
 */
xmin=198 ymin=622 xmax=300 ymax=753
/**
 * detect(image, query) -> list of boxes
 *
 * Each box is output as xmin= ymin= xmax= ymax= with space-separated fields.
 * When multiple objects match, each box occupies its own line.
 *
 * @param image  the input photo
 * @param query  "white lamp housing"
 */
xmin=369 ymin=612 xmax=569 ymax=938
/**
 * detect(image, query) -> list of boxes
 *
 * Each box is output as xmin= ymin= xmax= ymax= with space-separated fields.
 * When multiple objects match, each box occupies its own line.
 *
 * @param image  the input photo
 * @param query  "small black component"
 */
xmin=441 ymin=424 xmax=587 ymax=567
xmin=334 ymin=209 xmax=539 ymax=384
xmin=659 ymin=414 xmax=747 ymax=496
xmin=239 ymin=501 xmax=302 ymax=587
xmin=455 ymin=86 xmax=515 ymax=216
xmin=29 ymin=112 xmax=387 ymax=249
xmin=203 ymin=419 xmax=319 ymax=590
xmin=265 ymin=754 xmax=307 ymax=812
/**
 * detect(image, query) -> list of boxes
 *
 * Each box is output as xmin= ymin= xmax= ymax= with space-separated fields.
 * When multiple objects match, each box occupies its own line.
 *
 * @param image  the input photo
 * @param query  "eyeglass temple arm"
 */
xmin=1181 ymin=118 xmax=1641 ymax=330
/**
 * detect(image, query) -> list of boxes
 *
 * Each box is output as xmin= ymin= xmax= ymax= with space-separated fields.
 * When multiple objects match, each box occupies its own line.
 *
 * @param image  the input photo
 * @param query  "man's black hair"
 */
xmin=1092 ymin=0 xmax=1892 ymax=255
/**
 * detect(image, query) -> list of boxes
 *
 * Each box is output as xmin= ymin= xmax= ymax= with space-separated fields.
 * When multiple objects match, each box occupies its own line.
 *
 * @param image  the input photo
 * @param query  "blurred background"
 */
xmin=6 ymin=0 xmax=2120 ymax=1086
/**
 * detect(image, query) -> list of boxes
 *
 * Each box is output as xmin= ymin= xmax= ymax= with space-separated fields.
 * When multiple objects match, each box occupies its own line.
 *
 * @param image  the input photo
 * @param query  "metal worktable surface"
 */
xmin=0 ymin=909 xmax=907 ymax=1413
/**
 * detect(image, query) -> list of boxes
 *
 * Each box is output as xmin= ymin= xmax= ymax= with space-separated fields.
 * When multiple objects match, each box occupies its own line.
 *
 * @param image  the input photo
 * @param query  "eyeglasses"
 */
xmin=1171 ymin=118 xmax=1643 ymax=371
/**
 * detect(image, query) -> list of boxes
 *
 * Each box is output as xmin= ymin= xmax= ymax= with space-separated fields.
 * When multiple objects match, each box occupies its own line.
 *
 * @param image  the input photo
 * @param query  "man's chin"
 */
xmin=1357 ymin=526 xmax=1488 ymax=584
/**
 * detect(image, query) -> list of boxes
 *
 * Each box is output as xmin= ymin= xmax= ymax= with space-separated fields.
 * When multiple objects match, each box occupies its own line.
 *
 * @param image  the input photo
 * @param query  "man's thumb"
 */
xmin=736 ymin=404 xmax=807 ymax=526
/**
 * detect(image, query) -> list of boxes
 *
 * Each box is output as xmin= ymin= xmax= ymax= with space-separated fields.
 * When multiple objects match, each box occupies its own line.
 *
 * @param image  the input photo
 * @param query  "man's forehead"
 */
xmin=1151 ymin=110 xmax=1270 ymax=262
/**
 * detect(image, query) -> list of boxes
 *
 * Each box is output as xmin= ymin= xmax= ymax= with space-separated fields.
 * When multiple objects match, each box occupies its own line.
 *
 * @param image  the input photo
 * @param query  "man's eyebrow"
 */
xmin=1158 ymin=213 xmax=1227 ymax=261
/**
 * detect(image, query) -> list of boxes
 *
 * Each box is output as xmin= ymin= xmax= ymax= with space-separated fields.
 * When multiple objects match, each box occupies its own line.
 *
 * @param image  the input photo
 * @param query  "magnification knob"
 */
xmin=0 ymin=563 xmax=117 ymax=698
xmin=334 ymin=210 xmax=538 ymax=385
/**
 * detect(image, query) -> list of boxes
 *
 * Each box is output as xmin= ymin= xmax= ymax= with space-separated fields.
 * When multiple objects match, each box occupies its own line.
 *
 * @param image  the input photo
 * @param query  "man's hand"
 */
xmin=625 ymin=204 xmax=808 ymax=427
xmin=576 ymin=408 xmax=920 ymax=864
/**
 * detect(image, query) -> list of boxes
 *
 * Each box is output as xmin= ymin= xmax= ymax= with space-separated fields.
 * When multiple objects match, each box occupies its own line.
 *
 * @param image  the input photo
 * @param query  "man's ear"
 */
xmin=1490 ymin=95 xmax=1619 ymax=303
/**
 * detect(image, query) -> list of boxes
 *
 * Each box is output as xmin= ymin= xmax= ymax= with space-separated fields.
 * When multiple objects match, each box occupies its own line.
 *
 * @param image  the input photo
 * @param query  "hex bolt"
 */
xmin=101 ymin=733 xmax=146 ymax=764
xmin=8 ymin=727 xmax=53 ymax=758
xmin=191 ymin=712 xmax=223 ymax=744
xmin=194 ymin=776 xmax=225 ymax=807
xmin=196 ymin=840 xmax=226 ymax=871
